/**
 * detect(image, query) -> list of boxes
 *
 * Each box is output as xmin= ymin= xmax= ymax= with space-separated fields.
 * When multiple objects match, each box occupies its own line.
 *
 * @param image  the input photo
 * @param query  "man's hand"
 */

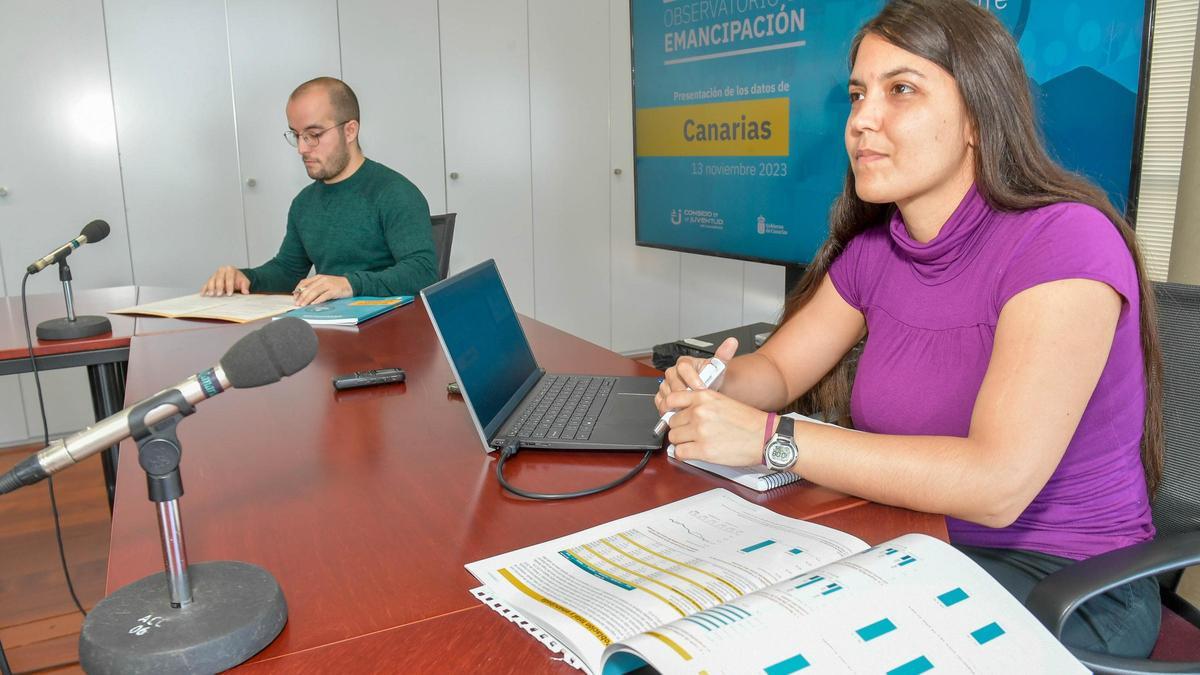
xmin=293 ymin=275 xmax=352 ymax=306
xmin=201 ymin=266 xmax=250 ymax=296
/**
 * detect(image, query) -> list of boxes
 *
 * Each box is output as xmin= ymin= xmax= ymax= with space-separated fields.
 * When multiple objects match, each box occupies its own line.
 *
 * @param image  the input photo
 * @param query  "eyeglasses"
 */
xmin=283 ymin=121 xmax=349 ymax=148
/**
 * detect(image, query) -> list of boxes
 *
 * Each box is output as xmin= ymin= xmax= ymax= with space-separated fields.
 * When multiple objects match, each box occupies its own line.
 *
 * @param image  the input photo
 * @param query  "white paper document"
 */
xmin=467 ymin=489 xmax=1085 ymax=675
xmin=110 ymin=293 xmax=297 ymax=323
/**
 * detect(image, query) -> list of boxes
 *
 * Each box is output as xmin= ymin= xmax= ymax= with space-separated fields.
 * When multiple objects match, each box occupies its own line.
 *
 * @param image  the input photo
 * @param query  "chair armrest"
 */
xmin=1025 ymin=531 xmax=1200 ymax=675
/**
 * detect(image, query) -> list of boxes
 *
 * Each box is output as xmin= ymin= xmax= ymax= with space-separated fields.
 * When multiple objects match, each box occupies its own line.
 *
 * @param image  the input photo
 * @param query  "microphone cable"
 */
xmin=495 ymin=438 xmax=653 ymax=500
xmin=19 ymin=272 xmax=87 ymax=618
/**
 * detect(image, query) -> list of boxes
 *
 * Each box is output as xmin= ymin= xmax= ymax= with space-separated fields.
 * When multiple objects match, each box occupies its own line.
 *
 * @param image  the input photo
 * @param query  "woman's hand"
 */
xmin=662 ymin=387 xmax=770 ymax=467
xmin=655 ymin=337 xmax=738 ymax=415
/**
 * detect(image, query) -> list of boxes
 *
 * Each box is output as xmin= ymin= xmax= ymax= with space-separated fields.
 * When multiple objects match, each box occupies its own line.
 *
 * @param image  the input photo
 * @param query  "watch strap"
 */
xmin=775 ymin=415 xmax=795 ymax=438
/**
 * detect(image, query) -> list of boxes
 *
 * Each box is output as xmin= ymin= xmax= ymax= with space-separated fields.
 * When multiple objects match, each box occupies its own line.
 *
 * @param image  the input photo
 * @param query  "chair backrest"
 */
xmin=1151 ymin=281 xmax=1200 ymax=539
xmin=430 ymin=213 xmax=457 ymax=281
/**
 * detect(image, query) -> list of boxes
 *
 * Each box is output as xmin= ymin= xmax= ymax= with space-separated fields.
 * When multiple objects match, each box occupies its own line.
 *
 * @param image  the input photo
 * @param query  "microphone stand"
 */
xmin=78 ymin=390 xmax=287 ymax=674
xmin=35 ymin=259 xmax=111 ymax=340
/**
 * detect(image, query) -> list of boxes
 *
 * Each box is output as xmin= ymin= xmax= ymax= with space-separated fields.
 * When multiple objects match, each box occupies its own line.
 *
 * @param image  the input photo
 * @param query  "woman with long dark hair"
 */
xmin=657 ymin=0 xmax=1163 ymax=657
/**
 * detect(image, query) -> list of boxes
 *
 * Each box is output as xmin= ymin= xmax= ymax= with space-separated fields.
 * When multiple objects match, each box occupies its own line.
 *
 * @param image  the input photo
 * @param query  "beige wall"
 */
xmin=1169 ymin=18 xmax=1200 ymax=283
xmin=1179 ymin=567 xmax=1200 ymax=605
xmin=1165 ymin=16 xmax=1200 ymax=603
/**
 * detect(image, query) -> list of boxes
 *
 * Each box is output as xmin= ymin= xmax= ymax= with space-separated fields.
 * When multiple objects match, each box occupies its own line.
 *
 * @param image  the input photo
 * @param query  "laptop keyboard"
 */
xmin=503 ymin=375 xmax=616 ymax=441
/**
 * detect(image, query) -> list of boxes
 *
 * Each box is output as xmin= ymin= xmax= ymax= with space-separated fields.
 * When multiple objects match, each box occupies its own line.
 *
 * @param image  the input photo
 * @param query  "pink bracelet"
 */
xmin=764 ymin=412 xmax=777 ymax=444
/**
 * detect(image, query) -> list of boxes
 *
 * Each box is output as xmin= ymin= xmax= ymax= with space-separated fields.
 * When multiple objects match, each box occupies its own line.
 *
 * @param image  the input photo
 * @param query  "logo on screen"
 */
xmin=670 ymin=209 xmax=682 ymax=225
xmin=756 ymin=214 xmax=787 ymax=236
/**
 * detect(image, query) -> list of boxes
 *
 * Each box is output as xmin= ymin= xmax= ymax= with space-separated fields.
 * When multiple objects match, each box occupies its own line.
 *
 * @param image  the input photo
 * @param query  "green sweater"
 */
xmin=241 ymin=158 xmax=437 ymax=296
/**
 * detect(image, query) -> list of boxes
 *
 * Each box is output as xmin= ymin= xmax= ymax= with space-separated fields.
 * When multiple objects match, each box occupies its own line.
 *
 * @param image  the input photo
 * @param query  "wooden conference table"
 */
xmin=100 ymin=294 xmax=947 ymax=672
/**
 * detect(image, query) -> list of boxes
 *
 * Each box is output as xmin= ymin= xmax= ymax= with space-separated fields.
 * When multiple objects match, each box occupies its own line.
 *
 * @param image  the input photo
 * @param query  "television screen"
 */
xmin=631 ymin=0 xmax=1150 ymax=267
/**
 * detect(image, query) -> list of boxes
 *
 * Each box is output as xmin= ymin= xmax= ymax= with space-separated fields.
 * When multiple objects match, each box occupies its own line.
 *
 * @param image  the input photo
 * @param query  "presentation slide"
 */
xmin=632 ymin=0 xmax=1149 ymax=266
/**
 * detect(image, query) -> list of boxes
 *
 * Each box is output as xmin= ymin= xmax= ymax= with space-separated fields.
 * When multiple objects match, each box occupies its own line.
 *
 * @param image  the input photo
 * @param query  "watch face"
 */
xmin=766 ymin=438 xmax=797 ymax=469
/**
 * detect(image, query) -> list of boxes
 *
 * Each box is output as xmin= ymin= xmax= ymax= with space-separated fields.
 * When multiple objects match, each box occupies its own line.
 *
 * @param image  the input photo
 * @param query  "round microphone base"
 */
xmin=79 ymin=561 xmax=287 ymax=675
xmin=36 ymin=315 xmax=111 ymax=340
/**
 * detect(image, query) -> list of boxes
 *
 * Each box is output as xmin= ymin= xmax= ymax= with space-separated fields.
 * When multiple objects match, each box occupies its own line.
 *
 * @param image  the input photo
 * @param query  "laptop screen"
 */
xmin=422 ymin=260 xmax=541 ymax=441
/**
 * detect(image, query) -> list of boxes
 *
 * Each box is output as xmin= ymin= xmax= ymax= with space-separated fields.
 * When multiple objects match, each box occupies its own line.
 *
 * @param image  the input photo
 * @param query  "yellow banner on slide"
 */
xmin=636 ymin=97 xmax=788 ymax=157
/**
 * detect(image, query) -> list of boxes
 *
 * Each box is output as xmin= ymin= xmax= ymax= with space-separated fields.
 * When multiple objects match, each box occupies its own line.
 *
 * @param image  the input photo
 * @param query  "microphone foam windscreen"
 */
xmin=220 ymin=317 xmax=319 ymax=388
xmin=81 ymin=220 xmax=110 ymax=243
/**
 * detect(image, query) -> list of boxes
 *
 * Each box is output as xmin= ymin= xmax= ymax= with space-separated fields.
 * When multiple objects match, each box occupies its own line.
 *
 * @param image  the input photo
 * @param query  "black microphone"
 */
xmin=27 ymin=220 xmax=111 ymax=274
xmin=0 ymin=317 xmax=318 ymax=495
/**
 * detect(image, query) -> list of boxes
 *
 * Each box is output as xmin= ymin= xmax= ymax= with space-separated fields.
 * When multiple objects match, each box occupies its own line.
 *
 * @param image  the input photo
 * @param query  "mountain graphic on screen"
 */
xmin=1032 ymin=66 xmax=1136 ymax=213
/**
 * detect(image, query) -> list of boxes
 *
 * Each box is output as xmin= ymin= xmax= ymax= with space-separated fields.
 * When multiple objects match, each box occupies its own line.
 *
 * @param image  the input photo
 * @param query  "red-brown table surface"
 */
xmin=106 ymin=300 xmax=947 ymax=672
xmin=0 ymin=285 xmax=234 ymax=362
xmin=0 ymin=286 xmax=138 ymax=362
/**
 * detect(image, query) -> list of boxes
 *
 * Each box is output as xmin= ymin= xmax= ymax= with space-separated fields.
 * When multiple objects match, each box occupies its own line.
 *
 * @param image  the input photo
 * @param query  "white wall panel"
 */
xmin=0 ymin=0 xmax=132 ymax=441
xmin=609 ymin=0 xmax=680 ymax=354
xmin=679 ymin=253 xmax=744 ymax=338
xmin=529 ymin=0 xmax=611 ymax=347
xmin=439 ymin=0 xmax=536 ymax=313
xmin=105 ymin=0 xmax=247 ymax=287
xmin=0 ymin=379 xmax=28 ymax=444
xmin=340 ymin=0 xmax=447 ymax=218
xmin=227 ymin=0 xmax=342 ymax=267
xmin=0 ymin=0 xmax=133 ymax=295
xmin=20 ymin=370 xmax=97 ymax=437
xmin=743 ymin=261 xmax=784 ymax=326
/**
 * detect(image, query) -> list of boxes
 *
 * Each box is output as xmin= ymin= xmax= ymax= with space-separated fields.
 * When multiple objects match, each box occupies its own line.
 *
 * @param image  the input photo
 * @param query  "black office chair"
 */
xmin=431 ymin=213 xmax=457 ymax=280
xmin=1026 ymin=281 xmax=1200 ymax=674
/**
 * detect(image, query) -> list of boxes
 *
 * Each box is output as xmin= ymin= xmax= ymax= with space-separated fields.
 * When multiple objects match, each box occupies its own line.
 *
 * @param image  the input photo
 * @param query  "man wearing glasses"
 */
xmin=201 ymin=77 xmax=436 ymax=306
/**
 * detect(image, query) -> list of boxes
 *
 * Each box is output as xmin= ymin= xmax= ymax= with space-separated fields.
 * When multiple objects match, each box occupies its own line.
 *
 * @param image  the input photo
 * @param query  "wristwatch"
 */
xmin=763 ymin=416 xmax=798 ymax=471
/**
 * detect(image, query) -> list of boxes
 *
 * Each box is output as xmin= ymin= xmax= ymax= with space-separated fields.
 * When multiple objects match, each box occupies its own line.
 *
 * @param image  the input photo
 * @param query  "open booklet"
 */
xmin=110 ymin=293 xmax=296 ymax=323
xmin=467 ymin=489 xmax=1084 ymax=674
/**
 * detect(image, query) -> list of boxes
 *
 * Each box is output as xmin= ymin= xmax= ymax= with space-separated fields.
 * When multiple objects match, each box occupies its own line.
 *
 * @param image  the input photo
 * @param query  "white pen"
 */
xmin=653 ymin=357 xmax=726 ymax=437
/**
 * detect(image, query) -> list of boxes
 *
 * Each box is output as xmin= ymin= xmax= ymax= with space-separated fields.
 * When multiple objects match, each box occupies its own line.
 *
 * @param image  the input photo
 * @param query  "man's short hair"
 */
xmin=291 ymin=77 xmax=360 ymax=123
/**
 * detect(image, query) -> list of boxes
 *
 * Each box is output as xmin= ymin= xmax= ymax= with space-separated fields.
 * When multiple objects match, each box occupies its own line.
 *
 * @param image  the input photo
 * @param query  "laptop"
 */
xmin=422 ymin=259 xmax=664 ymax=453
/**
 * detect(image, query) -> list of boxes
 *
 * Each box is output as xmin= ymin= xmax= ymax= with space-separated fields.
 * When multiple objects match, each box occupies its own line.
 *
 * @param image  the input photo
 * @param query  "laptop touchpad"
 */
xmin=601 ymin=392 xmax=658 ymax=423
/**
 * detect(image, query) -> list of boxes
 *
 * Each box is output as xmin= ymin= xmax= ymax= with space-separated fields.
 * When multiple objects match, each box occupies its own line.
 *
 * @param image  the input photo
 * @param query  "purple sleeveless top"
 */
xmin=828 ymin=185 xmax=1154 ymax=560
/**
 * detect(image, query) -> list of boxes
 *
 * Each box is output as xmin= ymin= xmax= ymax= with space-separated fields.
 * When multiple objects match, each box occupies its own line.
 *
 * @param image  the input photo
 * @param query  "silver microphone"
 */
xmin=0 ymin=317 xmax=319 ymax=495
xmin=27 ymin=220 xmax=111 ymax=274
xmin=36 ymin=367 xmax=231 ymax=477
